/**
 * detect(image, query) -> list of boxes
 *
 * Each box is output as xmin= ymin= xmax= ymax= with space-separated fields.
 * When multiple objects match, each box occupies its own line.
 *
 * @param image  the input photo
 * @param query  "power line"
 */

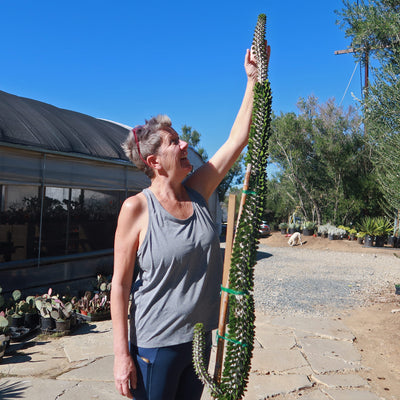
xmin=339 ymin=60 xmax=360 ymax=106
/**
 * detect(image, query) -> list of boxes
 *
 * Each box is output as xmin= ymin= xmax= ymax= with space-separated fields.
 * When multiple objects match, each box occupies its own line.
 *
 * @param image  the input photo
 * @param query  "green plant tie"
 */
xmin=216 ymin=330 xmax=249 ymax=347
xmin=242 ymin=189 xmax=257 ymax=195
xmin=220 ymin=285 xmax=248 ymax=296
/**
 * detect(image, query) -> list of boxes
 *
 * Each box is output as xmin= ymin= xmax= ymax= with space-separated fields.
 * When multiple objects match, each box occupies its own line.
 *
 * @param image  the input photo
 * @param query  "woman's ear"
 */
xmin=147 ymin=154 xmax=161 ymax=170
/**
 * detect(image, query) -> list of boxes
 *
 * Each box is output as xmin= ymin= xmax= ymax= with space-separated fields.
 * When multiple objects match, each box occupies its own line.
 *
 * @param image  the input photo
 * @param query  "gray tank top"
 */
xmin=130 ymin=186 xmax=223 ymax=348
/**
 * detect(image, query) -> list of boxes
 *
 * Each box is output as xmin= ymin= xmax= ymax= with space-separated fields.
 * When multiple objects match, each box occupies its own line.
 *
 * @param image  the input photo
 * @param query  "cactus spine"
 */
xmin=193 ymin=14 xmax=272 ymax=400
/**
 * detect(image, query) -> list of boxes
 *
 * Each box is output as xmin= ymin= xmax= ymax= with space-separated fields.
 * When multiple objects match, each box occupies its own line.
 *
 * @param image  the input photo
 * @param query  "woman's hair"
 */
xmin=122 ymin=114 xmax=172 ymax=178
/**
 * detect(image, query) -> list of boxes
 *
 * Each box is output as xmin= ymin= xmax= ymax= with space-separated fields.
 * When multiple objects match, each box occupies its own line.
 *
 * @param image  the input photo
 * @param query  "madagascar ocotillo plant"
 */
xmin=192 ymin=14 xmax=272 ymax=400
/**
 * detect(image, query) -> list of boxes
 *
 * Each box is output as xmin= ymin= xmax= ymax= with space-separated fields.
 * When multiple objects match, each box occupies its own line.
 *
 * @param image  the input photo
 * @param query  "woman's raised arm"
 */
xmin=185 ymin=47 xmax=262 ymax=200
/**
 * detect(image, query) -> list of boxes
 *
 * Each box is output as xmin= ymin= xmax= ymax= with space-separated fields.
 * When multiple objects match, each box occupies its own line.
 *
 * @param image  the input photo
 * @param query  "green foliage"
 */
xmin=336 ymin=0 xmax=400 ymax=215
xmin=303 ymin=221 xmax=316 ymax=230
xmin=269 ymin=95 xmax=384 ymax=226
xmin=355 ymin=215 xmax=392 ymax=236
xmin=357 ymin=216 xmax=377 ymax=236
xmin=217 ymin=155 xmax=245 ymax=202
xmin=181 ymin=125 xmax=208 ymax=161
xmin=193 ymin=14 xmax=272 ymax=399
xmin=373 ymin=216 xmax=393 ymax=236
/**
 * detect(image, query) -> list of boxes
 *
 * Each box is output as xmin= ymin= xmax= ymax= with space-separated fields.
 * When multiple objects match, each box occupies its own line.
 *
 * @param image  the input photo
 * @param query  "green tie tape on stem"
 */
xmin=221 ymin=285 xmax=248 ymax=296
xmin=242 ymin=190 xmax=257 ymax=195
xmin=216 ymin=330 xmax=248 ymax=347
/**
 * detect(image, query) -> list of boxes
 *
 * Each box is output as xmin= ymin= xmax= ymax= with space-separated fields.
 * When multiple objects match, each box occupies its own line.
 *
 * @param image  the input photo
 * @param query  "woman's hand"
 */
xmin=244 ymin=40 xmax=271 ymax=82
xmin=114 ymin=353 xmax=137 ymax=398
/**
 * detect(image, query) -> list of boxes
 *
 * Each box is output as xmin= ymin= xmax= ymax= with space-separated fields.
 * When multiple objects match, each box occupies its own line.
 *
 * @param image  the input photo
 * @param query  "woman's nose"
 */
xmin=179 ymin=140 xmax=188 ymax=150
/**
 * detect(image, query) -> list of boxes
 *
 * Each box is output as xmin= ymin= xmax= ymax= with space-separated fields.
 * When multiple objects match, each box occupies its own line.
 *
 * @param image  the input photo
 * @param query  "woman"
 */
xmin=111 ymin=47 xmax=260 ymax=400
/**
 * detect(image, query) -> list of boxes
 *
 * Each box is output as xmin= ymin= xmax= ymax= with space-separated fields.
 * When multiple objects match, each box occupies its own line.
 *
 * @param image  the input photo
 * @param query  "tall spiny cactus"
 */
xmin=193 ymin=14 xmax=272 ymax=400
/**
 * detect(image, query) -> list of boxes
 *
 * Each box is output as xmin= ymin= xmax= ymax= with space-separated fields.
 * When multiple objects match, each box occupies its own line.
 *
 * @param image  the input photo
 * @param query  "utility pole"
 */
xmin=334 ymin=47 xmax=370 ymax=95
xmin=335 ymin=47 xmax=370 ymax=136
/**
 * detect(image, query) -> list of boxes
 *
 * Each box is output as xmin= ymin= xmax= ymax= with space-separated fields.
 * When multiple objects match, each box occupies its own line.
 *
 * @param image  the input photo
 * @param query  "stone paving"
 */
xmin=0 ymin=312 xmax=384 ymax=400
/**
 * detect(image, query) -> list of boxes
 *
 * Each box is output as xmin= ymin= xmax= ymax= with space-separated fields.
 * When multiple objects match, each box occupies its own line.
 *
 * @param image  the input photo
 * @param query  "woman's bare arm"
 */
xmin=185 ymin=48 xmax=260 ymax=200
xmin=111 ymin=194 xmax=147 ymax=398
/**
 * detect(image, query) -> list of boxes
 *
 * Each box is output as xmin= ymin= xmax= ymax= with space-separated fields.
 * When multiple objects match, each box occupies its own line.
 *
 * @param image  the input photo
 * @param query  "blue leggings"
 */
xmin=130 ymin=332 xmax=212 ymax=400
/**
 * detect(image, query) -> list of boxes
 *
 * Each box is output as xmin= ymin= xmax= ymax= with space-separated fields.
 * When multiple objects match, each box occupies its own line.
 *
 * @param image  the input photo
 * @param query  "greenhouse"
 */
xmin=0 ymin=90 xmax=220 ymax=293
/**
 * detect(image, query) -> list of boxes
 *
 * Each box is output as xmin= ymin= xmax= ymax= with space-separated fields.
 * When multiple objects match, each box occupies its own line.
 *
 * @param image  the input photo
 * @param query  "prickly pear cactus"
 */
xmin=193 ymin=14 xmax=272 ymax=400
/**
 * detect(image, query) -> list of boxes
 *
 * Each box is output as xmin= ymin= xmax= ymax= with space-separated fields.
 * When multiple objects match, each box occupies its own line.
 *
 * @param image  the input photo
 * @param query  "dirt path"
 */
xmin=260 ymin=232 xmax=400 ymax=400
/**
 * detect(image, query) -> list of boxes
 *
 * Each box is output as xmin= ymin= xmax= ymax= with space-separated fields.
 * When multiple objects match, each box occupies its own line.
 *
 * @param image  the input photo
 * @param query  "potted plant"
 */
xmin=9 ymin=290 xmax=24 ymax=328
xmin=395 ymin=284 xmax=400 ymax=295
xmin=278 ymin=222 xmax=288 ymax=235
xmin=0 ymin=313 xmax=10 ymax=350
xmin=356 ymin=231 xmax=365 ymax=245
xmin=336 ymin=227 xmax=347 ymax=240
xmin=348 ymin=228 xmax=357 ymax=240
xmin=357 ymin=217 xmax=376 ymax=247
xmin=78 ymin=286 xmax=111 ymax=322
xmin=373 ymin=217 xmax=393 ymax=247
xmin=78 ymin=291 xmax=92 ymax=316
xmin=302 ymin=221 xmax=316 ymax=236
xmin=50 ymin=299 xmax=73 ymax=333
xmin=0 ymin=334 xmax=5 ymax=363
xmin=287 ymin=223 xmax=295 ymax=235
xmin=328 ymin=226 xmax=338 ymax=240
xmin=318 ymin=224 xmax=332 ymax=238
xmin=17 ymin=296 xmax=39 ymax=329
xmin=35 ymin=288 xmax=56 ymax=332
xmin=35 ymin=288 xmax=74 ymax=334
xmin=337 ymin=225 xmax=350 ymax=239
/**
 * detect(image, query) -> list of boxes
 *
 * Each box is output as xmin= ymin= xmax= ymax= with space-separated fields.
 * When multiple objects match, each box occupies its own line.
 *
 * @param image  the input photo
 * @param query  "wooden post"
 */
xmin=213 ymin=193 xmax=236 ymax=383
xmin=213 ymin=164 xmax=252 ymax=384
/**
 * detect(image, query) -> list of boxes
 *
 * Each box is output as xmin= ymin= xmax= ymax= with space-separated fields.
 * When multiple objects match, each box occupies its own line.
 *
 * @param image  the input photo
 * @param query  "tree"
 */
xmin=181 ymin=125 xmax=208 ymax=161
xmin=217 ymin=155 xmax=244 ymax=202
xmin=336 ymin=0 xmax=400 ymax=216
xmin=269 ymin=95 xmax=379 ymax=226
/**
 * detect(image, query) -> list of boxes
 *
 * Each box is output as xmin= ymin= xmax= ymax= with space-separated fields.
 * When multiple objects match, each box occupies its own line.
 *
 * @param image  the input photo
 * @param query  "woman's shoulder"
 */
xmin=120 ymin=191 xmax=147 ymax=219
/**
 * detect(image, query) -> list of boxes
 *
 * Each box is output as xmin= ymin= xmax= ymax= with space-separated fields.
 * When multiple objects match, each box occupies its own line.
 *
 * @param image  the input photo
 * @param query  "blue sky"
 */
xmin=1 ymin=1 xmax=363 ymax=158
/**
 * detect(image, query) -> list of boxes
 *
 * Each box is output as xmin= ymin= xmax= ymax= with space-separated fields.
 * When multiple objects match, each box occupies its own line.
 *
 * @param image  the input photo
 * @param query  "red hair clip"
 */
xmin=132 ymin=126 xmax=149 ymax=166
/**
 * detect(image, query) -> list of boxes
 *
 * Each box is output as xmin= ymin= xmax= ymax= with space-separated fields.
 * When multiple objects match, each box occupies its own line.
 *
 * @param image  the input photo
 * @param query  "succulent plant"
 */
xmin=193 ymin=13 xmax=272 ymax=399
xmin=0 ymin=312 xmax=9 ymax=334
xmin=35 ymin=288 xmax=73 ymax=320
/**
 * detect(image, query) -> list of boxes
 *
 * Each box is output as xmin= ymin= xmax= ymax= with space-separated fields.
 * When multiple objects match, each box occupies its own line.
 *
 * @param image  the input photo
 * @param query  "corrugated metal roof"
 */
xmin=0 ymin=90 xmax=130 ymax=161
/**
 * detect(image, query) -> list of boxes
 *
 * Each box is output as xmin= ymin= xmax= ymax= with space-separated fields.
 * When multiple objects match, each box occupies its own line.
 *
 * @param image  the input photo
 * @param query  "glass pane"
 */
xmin=71 ymin=189 xmax=122 ymax=253
xmin=41 ymin=187 xmax=69 ymax=257
xmin=0 ymin=185 xmax=126 ymax=262
xmin=0 ymin=185 xmax=39 ymax=261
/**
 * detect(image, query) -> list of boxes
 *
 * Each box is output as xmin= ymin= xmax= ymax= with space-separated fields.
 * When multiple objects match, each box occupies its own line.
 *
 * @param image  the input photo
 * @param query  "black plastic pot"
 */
xmin=374 ymin=236 xmax=385 ymax=247
xmin=55 ymin=319 xmax=71 ymax=333
xmin=388 ymin=236 xmax=397 ymax=248
xmin=24 ymin=312 xmax=39 ymax=329
xmin=10 ymin=315 xmax=24 ymax=328
xmin=364 ymin=235 xmax=374 ymax=247
xmin=40 ymin=316 xmax=55 ymax=332
xmin=303 ymin=229 xmax=314 ymax=236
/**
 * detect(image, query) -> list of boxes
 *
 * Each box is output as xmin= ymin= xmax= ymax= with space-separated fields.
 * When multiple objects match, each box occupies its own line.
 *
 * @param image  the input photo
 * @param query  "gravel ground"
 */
xmin=253 ymin=244 xmax=400 ymax=317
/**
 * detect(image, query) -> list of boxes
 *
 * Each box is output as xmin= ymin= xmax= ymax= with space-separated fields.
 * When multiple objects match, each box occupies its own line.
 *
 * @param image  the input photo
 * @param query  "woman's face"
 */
xmin=157 ymin=129 xmax=192 ymax=177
